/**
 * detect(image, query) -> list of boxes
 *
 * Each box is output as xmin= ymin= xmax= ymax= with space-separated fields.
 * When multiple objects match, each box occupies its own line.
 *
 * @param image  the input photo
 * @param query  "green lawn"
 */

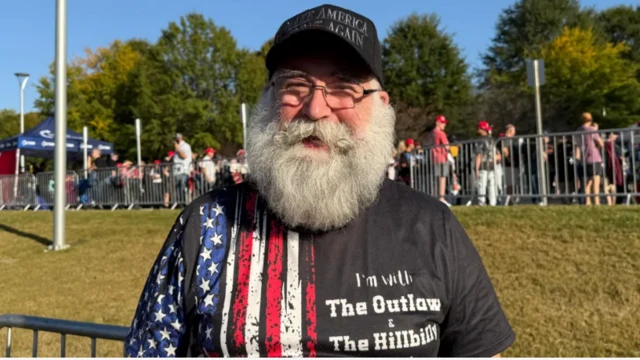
xmin=1 ymin=207 xmax=639 ymax=357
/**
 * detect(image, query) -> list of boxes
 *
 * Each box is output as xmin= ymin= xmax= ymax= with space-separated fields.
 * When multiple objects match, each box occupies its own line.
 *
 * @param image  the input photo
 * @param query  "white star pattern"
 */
xmin=154 ymin=309 xmax=166 ymax=322
xmin=207 ymin=261 xmax=218 ymax=275
xmin=199 ymin=279 xmax=211 ymax=293
xmin=165 ymin=343 xmax=177 ymax=357
xmin=213 ymin=203 xmax=224 ymax=217
xmin=203 ymin=293 xmax=215 ymax=307
xmin=203 ymin=217 xmax=214 ymax=229
xmin=210 ymin=233 xmax=222 ymax=246
xmin=124 ymin=199 xmax=230 ymax=357
xmin=200 ymin=248 xmax=212 ymax=261
xmin=147 ymin=338 xmax=157 ymax=350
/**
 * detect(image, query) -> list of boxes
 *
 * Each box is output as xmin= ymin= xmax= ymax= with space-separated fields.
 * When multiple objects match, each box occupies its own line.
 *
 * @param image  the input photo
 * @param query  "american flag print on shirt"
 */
xmin=124 ymin=184 xmax=317 ymax=357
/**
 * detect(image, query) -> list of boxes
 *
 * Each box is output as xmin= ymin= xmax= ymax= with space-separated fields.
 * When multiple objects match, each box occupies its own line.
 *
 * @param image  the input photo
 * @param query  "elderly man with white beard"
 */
xmin=124 ymin=4 xmax=515 ymax=358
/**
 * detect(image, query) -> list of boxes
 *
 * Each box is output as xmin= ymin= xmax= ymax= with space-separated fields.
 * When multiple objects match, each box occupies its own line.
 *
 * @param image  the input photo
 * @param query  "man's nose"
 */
xmin=302 ymin=87 xmax=332 ymax=121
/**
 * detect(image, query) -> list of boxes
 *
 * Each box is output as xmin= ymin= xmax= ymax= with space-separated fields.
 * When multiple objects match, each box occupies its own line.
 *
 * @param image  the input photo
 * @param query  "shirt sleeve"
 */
xmin=438 ymin=210 xmax=515 ymax=357
xmin=437 ymin=130 xmax=449 ymax=146
xmin=124 ymin=212 xmax=191 ymax=358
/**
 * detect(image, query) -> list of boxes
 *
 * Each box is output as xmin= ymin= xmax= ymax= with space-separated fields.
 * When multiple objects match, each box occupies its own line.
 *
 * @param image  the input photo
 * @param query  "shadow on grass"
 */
xmin=0 ymin=223 xmax=52 ymax=247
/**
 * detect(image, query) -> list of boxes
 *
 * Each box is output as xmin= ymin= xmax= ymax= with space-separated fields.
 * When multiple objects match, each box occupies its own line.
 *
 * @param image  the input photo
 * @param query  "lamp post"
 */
xmin=15 ymin=72 xmax=29 ymax=174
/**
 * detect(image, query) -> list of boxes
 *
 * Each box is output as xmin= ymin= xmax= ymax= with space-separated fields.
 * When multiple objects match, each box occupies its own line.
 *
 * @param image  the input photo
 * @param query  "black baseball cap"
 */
xmin=266 ymin=4 xmax=383 ymax=86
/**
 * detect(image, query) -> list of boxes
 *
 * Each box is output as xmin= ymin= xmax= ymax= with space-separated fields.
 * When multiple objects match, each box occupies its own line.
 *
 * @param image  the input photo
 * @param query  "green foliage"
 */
xmin=33 ymin=13 xmax=269 ymax=161
xmin=540 ymin=27 xmax=640 ymax=128
xmin=481 ymin=0 xmax=594 ymax=85
xmin=382 ymin=13 xmax=473 ymax=140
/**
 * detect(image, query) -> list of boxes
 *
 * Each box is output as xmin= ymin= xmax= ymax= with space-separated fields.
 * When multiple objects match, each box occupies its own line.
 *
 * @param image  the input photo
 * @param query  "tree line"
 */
xmin=1 ymin=0 xmax=638 ymax=165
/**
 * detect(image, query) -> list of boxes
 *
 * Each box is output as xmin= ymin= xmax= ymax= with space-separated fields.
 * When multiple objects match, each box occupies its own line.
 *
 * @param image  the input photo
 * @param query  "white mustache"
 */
xmin=273 ymin=119 xmax=356 ymax=154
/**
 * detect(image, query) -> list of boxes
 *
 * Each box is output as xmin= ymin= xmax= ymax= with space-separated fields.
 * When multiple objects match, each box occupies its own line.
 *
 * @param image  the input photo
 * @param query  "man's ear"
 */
xmin=379 ymin=91 xmax=390 ymax=105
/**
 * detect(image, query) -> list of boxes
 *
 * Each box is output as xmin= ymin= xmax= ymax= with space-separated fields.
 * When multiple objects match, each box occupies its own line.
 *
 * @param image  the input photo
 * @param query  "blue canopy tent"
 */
xmin=0 ymin=117 xmax=114 ymax=160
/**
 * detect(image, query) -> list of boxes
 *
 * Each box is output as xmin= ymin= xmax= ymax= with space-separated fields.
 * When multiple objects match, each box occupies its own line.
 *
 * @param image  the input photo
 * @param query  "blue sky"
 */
xmin=0 ymin=0 xmax=634 ymax=114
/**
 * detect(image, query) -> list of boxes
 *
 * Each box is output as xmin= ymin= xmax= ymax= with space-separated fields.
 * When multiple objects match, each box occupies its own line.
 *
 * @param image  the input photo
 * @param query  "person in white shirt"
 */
xmin=199 ymin=147 xmax=218 ymax=190
xmin=173 ymin=133 xmax=192 ymax=203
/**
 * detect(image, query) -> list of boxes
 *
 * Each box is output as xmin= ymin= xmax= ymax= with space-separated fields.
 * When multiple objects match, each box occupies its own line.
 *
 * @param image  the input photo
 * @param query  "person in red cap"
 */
xmin=397 ymin=138 xmax=415 ymax=184
xmin=126 ymin=4 xmax=514 ymax=357
xmin=230 ymin=149 xmax=248 ymax=184
xmin=198 ymin=147 xmax=218 ymax=190
xmin=474 ymin=121 xmax=500 ymax=206
xmin=427 ymin=115 xmax=451 ymax=206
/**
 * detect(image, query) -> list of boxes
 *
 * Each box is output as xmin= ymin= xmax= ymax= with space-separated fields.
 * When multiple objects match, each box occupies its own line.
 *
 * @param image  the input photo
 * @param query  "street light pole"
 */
xmin=15 ymin=72 xmax=29 ymax=174
xmin=51 ymin=0 xmax=69 ymax=252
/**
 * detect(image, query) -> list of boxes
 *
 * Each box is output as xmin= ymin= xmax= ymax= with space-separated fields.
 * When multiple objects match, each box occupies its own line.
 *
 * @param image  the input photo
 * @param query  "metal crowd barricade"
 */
xmin=77 ymin=167 xmax=128 ymax=210
xmin=411 ymin=138 xmax=488 ymax=206
xmin=34 ymin=171 xmax=80 ymax=210
xmin=0 ymin=314 xmax=128 ymax=357
xmin=0 ymin=173 xmax=37 ymax=210
xmin=412 ymin=127 xmax=640 ymax=206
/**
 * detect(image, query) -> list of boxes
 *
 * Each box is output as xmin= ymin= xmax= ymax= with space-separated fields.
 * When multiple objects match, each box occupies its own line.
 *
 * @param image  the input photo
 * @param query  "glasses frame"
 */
xmin=271 ymin=76 xmax=382 ymax=110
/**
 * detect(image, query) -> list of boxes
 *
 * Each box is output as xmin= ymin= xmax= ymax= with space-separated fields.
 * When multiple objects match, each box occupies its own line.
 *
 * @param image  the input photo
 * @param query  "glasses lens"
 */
xmin=276 ymin=78 xmax=311 ymax=106
xmin=325 ymin=83 xmax=362 ymax=109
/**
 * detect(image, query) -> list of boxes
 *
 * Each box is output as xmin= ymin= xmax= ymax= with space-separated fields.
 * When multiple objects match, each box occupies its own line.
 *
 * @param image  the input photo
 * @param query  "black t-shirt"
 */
xmin=94 ymin=157 xmax=109 ymax=169
xmin=124 ymin=180 xmax=515 ymax=357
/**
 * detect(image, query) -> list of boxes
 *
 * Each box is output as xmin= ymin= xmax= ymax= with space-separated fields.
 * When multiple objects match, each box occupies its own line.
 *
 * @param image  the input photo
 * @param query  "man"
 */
xmin=199 ymin=148 xmax=218 ymax=191
xmin=125 ymin=5 xmax=514 ymax=357
xmin=475 ymin=121 xmax=500 ymax=206
xmin=574 ymin=112 xmax=603 ymax=206
xmin=172 ymin=133 xmax=192 ymax=204
xmin=428 ymin=115 xmax=450 ymax=206
xmin=230 ymin=149 xmax=248 ymax=184
xmin=397 ymin=138 xmax=415 ymax=185
xmin=501 ymin=125 xmax=521 ymax=198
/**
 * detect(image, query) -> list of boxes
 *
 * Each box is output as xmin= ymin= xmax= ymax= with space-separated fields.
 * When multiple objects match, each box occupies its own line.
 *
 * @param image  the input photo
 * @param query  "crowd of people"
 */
xmin=80 ymin=133 xmax=249 ymax=208
xmin=388 ymin=112 xmax=640 ymax=207
xmin=29 ymin=113 xmax=639 ymax=210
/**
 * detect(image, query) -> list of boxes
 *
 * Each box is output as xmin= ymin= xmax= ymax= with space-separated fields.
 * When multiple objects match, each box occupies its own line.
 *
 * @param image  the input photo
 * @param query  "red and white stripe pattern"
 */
xmin=215 ymin=189 xmax=317 ymax=357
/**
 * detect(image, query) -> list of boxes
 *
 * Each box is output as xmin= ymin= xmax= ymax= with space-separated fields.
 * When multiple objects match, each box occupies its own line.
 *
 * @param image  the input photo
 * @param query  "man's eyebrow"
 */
xmin=331 ymin=71 xmax=365 ymax=84
xmin=273 ymin=69 xmax=309 ymax=79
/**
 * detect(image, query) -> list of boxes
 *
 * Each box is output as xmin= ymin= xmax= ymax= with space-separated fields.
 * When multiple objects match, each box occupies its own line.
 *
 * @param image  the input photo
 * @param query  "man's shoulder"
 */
xmin=377 ymin=179 xmax=450 ymax=217
xmin=180 ymin=182 xmax=254 ymax=219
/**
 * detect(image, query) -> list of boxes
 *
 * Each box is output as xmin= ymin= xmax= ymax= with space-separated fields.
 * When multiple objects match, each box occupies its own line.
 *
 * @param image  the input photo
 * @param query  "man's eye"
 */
xmin=284 ymin=81 xmax=310 ymax=90
xmin=327 ymin=84 xmax=361 ymax=96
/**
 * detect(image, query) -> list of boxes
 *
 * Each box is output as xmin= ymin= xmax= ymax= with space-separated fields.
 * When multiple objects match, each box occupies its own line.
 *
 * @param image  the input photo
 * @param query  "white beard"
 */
xmin=246 ymin=91 xmax=396 ymax=232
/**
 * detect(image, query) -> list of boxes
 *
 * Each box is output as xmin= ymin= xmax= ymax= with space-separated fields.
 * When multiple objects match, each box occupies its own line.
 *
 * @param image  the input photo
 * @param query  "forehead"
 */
xmin=275 ymin=34 xmax=372 ymax=81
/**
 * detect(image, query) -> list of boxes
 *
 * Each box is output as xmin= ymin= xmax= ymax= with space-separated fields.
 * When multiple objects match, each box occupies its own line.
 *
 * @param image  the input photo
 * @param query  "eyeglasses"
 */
xmin=272 ymin=77 xmax=382 ymax=109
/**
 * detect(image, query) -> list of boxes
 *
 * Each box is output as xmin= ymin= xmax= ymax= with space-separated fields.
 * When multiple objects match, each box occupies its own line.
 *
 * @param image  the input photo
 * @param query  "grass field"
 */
xmin=1 ymin=207 xmax=639 ymax=357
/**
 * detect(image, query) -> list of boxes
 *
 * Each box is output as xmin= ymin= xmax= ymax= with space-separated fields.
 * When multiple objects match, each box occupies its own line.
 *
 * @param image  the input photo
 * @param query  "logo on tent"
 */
xmin=21 ymin=140 xmax=36 ymax=146
xmin=42 ymin=141 xmax=55 ymax=147
xmin=40 ymin=130 xmax=55 ymax=139
xmin=98 ymin=145 xmax=111 ymax=151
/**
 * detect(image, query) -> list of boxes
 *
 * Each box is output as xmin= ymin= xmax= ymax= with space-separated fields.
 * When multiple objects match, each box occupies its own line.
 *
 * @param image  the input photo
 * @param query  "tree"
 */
xmin=597 ymin=6 xmax=640 ymax=67
xmin=34 ymin=40 xmax=144 ymax=146
xmin=481 ymin=0 xmax=595 ymax=85
xmin=382 ymin=13 xmax=473 ymax=140
xmin=539 ymin=27 xmax=640 ymax=128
